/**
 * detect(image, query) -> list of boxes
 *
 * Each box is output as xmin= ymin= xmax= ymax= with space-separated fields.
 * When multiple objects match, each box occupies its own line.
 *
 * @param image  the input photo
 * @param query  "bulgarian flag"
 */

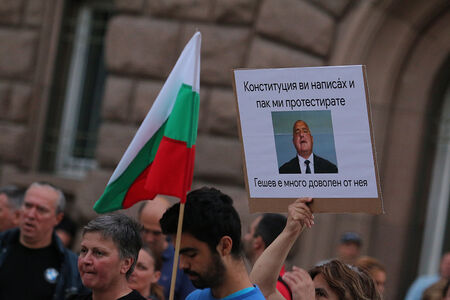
xmin=94 ymin=32 xmax=201 ymax=213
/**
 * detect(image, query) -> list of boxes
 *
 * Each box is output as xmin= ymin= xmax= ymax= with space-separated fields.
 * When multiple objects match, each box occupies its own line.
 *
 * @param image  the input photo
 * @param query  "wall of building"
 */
xmin=0 ymin=0 xmax=43 ymax=167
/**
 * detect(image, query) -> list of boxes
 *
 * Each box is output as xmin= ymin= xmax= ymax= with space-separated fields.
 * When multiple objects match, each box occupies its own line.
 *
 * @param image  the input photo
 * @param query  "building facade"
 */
xmin=0 ymin=0 xmax=449 ymax=299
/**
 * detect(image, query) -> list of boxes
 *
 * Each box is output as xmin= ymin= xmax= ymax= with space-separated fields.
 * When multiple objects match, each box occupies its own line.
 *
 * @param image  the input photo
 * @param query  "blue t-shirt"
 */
xmin=404 ymin=274 xmax=440 ymax=300
xmin=186 ymin=285 xmax=265 ymax=300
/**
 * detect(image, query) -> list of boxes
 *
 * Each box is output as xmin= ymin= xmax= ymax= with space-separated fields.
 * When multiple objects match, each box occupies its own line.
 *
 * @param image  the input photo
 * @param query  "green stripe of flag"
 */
xmin=165 ymin=84 xmax=200 ymax=148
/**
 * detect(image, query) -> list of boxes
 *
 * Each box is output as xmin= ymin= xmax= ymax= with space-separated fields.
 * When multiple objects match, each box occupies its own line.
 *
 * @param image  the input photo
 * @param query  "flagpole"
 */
xmin=169 ymin=201 xmax=185 ymax=300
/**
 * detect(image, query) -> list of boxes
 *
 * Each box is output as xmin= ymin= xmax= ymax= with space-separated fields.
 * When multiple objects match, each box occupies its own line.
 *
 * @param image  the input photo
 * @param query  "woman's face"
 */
xmin=313 ymin=274 xmax=339 ymax=300
xmin=78 ymin=232 xmax=133 ymax=292
xmin=128 ymin=249 xmax=160 ymax=297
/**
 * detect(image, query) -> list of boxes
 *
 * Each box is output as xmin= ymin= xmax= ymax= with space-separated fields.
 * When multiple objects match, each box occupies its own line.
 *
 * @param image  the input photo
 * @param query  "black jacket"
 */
xmin=279 ymin=154 xmax=338 ymax=174
xmin=0 ymin=228 xmax=88 ymax=300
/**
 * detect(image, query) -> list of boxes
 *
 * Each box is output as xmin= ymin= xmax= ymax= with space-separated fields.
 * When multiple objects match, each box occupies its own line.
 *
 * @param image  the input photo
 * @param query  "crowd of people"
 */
xmin=0 ymin=182 xmax=449 ymax=300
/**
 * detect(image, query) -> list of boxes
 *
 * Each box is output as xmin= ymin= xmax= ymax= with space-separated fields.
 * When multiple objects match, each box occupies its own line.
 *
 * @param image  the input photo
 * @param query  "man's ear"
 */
xmin=217 ymin=236 xmax=233 ymax=256
xmin=55 ymin=212 xmax=64 ymax=225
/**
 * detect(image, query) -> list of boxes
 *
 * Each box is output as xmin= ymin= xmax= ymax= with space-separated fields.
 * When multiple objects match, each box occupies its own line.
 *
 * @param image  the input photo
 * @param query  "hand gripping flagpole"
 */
xmin=168 ymin=31 xmax=201 ymax=300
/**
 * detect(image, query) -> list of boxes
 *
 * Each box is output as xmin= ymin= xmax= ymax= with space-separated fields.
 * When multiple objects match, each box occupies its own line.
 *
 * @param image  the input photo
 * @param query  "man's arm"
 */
xmin=250 ymin=198 xmax=314 ymax=300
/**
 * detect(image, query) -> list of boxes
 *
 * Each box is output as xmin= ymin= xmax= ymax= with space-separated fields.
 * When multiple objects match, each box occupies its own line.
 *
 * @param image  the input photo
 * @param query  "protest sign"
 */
xmin=233 ymin=65 xmax=383 ymax=214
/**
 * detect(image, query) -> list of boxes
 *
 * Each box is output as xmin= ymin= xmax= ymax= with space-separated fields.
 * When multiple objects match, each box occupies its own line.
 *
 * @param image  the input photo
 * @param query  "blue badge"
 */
xmin=44 ymin=268 xmax=59 ymax=284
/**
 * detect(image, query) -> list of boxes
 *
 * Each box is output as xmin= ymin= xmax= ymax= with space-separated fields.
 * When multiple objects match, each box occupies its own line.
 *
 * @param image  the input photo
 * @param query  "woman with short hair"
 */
xmin=70 ymin=214 xmax=146 ymax=300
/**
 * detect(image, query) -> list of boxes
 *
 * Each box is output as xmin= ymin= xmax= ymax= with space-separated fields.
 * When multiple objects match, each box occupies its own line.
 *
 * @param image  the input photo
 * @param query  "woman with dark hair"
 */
xmin=70 ymin=214 xmax=146 ymax=300
xmin=128 ymin=246 xmax=165 ymax=300
xmin=250 ymin=198 xmax=380 ymax=300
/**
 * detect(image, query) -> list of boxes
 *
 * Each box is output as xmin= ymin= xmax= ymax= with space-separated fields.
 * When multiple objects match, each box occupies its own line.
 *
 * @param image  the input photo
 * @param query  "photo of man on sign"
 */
xmin=272 ymin=110 xmax=338 ymax=175
xmin=279 ymin=119 xmax=338 ymax=174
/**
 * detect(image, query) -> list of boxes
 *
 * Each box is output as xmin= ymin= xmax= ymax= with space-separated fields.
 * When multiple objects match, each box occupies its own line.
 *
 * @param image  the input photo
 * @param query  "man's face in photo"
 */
xmin=293 ymin=121 xmax=313 ymax=159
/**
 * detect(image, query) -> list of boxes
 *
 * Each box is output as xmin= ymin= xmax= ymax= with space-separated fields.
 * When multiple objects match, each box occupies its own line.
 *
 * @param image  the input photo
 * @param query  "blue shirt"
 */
xmin=186 ymin=285 xmax=265 ymax=300
xmin=404 ymin=274 xmax=440 ymax=300
xmin=159 ymin=243 xmax=195 ymax=300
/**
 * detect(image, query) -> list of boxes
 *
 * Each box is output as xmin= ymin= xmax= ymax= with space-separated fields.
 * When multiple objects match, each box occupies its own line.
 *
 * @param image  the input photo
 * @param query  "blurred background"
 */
xmin=0 ymin=0 xmax=448 ymax=299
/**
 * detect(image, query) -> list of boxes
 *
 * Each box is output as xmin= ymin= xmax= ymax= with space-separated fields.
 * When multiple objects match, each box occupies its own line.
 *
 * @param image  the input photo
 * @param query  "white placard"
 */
xmin=233 ymin=65 xmax=382 ymax=213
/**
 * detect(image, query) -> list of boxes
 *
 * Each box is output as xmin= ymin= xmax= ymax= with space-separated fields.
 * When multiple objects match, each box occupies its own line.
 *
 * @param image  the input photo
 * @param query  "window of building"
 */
xmin=41 ymin=0 xmax=113 ymax=178
xmin=418 ymin=82 xmax=450 ymax=274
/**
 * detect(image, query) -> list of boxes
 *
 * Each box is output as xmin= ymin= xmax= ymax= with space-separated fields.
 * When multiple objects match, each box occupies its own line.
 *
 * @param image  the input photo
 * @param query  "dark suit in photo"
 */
xmin=279 ymin=154 xmax=338 ymax=174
